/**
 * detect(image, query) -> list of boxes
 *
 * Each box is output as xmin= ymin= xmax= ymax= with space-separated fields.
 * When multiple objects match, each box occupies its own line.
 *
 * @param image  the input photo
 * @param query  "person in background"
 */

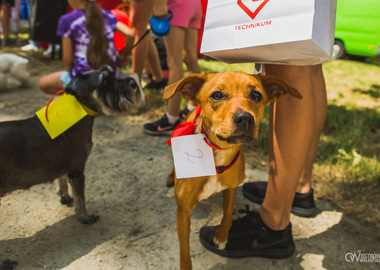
xmin=143 ymin=0 xmax=202 ymax=135
xmin=0 ymin=0 xmax=14 ymax=46
xmin=129 ymin=0 xmax=166 ymax=89
xmin=21 ymin=0 xmax=40 ymax=52
xmin=9 ymin=0 xmax=21 ymax=40
xmin=38 ymin=0 xmax=134 ymax=95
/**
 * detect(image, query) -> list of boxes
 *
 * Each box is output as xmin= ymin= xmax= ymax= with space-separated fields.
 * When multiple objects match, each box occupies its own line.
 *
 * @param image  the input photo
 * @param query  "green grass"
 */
xmin=322 ymin=59 xmax=380 ymax=183
xmin=320 ymin=105 xmax=379 ymax=181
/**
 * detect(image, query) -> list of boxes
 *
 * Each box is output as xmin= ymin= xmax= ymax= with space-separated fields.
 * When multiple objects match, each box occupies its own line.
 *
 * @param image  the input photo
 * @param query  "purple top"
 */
xmin=57 ymin=9 xmax=119 ymax=78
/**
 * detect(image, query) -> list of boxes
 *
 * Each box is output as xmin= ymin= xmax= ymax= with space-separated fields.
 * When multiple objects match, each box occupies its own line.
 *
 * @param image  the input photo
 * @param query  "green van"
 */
xmin=333 ymin=0 xmax=380 ymax=59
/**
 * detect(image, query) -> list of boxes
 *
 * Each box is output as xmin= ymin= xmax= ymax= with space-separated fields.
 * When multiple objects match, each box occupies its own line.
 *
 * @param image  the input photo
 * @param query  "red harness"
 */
xmin=167 ymin=105 xmax=240 ymax=174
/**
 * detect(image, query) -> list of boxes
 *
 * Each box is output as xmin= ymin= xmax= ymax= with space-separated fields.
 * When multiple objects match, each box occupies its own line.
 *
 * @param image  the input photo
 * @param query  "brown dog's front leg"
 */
xmin=58 ymin=176 xmax=73 ymax=205
xmin=176 ymin=195 xmax=198 ymax=270
xmin=214 ymin=188 xmax=237 ymax=249
xmin=177 ymin=209 xmax=192 ymax=270
xmin=67 ymin=171 xmax=99 ymax=224
xmin=177 ymin=207 xmax=192 ymax=270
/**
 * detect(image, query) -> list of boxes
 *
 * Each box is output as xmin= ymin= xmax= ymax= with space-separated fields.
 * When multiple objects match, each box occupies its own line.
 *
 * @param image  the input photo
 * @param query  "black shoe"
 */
xmin=178 ymin=107 xmax=190 ymax=121
xmin=243 ymin=181 xmax=316 ymax=217
xmin=143 ymin=78 xmax=168 ymax=90
xmin=1 ymin=38 xmax=16 ymax=47
xmin=199 ymin=208 xmax=295 ymax=259
xmin=143 ymin=114 xmax=180 ymax=136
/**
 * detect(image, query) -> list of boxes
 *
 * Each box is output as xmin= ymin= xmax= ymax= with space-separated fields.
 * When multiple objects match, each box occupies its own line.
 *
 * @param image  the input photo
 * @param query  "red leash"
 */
xmin=45 ymin=89 xmax=65 ymax=122
xmin=202 ymin=137 xmax=225 ymax=150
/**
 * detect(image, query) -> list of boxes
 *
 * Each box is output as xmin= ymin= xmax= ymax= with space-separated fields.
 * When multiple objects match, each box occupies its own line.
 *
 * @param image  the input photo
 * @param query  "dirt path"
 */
xmin=1 ymin=75 xmax=379 ymax=270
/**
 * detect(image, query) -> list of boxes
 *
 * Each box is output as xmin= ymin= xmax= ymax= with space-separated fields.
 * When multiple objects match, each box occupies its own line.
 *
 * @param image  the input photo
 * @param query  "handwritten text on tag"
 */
xmin=171 ymin=134 xmax=216 ymax=179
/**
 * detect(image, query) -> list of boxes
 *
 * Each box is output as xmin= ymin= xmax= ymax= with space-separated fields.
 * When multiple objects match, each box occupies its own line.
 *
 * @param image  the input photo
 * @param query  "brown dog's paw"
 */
xmin=0 ymin=259 xmax=18 ymax=270
xmin=60 ymin=195 xmax=74 ymax=206
xmin=78 ymin=214 xmax=99 ymax=225
xmin=213 ymin=236 xmax=227 ymax=250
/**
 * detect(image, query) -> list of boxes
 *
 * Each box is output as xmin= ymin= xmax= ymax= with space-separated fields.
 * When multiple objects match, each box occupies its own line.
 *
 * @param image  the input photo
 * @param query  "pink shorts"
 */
xmin=168 ymin=0 xmax=202 ymax=29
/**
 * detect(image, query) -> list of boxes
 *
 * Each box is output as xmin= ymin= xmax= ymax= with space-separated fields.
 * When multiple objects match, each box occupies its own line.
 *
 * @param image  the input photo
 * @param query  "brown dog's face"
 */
xmin=163 ymin=71 xmax=302 ymax=146
xmin=197 ymin=72 xmax=266 ymax=144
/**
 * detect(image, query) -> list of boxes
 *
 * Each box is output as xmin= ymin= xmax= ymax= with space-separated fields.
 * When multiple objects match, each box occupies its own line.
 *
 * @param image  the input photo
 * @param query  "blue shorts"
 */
xmin=60 ymin=71 xmax=72 ymax=88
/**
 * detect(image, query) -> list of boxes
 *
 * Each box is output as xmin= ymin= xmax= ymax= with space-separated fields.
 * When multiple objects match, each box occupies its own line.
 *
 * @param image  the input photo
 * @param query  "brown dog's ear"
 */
xmin=256 ymin=74 xmax=303 ymax=102
xmin=162 ymin=73 xmax=208 ymax=101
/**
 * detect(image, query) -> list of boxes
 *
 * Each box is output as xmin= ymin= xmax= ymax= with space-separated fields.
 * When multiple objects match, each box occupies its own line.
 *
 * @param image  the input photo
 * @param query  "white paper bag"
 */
xmin=200 ymin=0 xmax=337 ymax=65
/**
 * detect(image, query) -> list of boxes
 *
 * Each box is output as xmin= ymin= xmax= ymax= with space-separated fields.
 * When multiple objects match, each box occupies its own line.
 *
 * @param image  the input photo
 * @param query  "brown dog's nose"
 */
xmin=233 ymin=112 xmax=254 ymax=127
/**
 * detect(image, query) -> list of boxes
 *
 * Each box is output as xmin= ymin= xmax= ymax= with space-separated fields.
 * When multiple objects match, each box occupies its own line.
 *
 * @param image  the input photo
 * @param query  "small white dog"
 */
xmin=0 ymin=53 xmax=31 ymax=91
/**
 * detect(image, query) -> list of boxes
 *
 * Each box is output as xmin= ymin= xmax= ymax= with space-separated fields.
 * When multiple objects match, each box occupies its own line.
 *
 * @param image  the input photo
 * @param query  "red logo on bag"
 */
xmin=238 ymin=0 xmax=270 ymax=20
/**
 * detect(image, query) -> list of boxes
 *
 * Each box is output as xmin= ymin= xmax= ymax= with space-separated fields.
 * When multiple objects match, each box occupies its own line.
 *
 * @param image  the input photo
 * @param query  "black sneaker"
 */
xmin=143 ymin=78 xmax=168 ymax=90
xmin=199 ymin=208 xmax=295 ymax=258
xmin=178 ymin=107 xmax=190 ymax=121
xmin=243 ymin=181 xmax=316 ymax=217
xmin=1 ymin=38 xmax=16 ymax=47
xmin=143 ymin=114 xmax=180 ymax=136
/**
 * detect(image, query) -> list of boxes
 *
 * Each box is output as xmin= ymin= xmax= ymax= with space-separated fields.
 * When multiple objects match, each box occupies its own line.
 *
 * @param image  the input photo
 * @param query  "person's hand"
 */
xmin=153 ymin=0 xmax=168 ymax=18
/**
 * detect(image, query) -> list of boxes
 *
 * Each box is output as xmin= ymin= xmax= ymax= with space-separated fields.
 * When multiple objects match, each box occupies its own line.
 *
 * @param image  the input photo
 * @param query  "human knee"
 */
xmin=38 ymin=77 xmax=46 ymax=92
xmin=130 ymin=14 xmax=149 ymax=35
xmin=134 ymin=25 xmax=149 ymax=36
xmin=167 ymin=55 xmax=183 ymax=71
xmin=38 ymin=76 xmax=53 ymax=94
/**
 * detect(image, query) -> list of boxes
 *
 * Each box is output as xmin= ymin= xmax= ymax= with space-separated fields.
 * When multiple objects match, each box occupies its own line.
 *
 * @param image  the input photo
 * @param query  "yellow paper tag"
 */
xmin=36 ymin=94 xmax=88 ymax=139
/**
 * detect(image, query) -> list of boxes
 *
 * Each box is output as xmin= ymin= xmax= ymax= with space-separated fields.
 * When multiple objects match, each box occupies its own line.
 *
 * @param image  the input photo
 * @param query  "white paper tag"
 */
xmin=171 ymin=134 xmax=217 ymax=179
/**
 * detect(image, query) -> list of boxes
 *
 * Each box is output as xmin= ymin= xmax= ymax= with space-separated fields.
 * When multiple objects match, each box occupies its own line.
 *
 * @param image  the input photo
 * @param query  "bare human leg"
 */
xmin=259 ymin=64 xmax=327 ymax=230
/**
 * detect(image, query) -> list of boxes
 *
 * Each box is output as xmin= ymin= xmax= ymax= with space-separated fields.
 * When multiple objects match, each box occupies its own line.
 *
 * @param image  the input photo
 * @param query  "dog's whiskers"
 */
xmin=118 ymin=96 xmax=133 ymax=111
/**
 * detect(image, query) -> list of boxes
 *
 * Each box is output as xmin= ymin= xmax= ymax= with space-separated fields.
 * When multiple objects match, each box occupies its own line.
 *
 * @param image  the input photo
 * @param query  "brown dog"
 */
xmin=163 ymin=71 xmax=302 ymax=270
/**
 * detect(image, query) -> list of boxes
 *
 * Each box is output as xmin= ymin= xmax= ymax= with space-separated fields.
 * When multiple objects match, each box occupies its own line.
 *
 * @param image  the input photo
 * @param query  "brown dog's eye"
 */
xmin=250 ymin=90 xmax=263 ymax=102
xmin=210 ymin=91 xmax=224 ymax=101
